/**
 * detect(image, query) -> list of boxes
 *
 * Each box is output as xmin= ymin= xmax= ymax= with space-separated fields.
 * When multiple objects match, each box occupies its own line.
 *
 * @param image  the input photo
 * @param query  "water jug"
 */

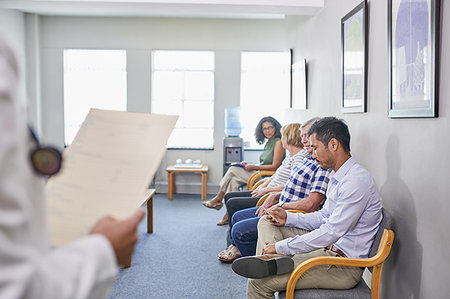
xmin=224 ymin=106 xmax=241 ymax=137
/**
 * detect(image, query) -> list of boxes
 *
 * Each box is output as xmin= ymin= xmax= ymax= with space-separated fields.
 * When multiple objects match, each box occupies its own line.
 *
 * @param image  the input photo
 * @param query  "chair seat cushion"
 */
xmin=277 ymin=279 xmax=371 ymax=299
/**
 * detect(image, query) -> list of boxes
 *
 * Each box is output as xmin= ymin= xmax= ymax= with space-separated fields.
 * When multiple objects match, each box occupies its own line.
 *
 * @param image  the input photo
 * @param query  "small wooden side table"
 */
xmin=166 ymin=164 xmax=208 ymax=201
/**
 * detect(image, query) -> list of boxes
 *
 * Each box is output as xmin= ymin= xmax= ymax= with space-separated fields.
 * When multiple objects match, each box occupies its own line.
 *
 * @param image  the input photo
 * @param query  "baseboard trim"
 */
xmin=154 ymin=181 xmax=220 ymax=195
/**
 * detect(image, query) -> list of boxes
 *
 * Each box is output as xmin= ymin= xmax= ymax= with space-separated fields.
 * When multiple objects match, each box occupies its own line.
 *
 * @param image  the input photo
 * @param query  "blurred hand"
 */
xmin=251 ymin=187 xmax=269 ymax=198
xmin=266 ymin=206 xmax=287 ymax=226
xmin=244 ymin=164 xmax=257 ymax=171
xmin=255 ymin=193 xmax=278 ymax=217
xmin=90 ymin=209 xmax=145 ymax=266
xmin=262 ymin=242 xmax=277 ymax=254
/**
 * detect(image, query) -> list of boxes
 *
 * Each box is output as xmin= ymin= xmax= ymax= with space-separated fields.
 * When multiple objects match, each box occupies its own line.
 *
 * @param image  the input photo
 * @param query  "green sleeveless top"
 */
xmin=259 ymin=137 xmax=281 ymax=165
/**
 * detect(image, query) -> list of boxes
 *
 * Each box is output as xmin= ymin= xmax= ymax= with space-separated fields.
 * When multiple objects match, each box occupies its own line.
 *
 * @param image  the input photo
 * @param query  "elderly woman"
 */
xmin=203 ymin=116 xmax=284 ymax=215
xmin=217 ymin=123 xmax=306 ymax=262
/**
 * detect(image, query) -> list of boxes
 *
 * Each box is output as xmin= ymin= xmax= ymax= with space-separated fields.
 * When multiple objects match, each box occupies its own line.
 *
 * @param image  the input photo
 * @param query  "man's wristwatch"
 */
xmin=277 ymin=201 xmax=285 ymax=207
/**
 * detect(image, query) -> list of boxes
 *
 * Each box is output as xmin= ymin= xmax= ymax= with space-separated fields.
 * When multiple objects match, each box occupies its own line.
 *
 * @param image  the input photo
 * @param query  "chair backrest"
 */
xmin=247 ymin=170 xmax=275 ymax=190
xmin=368 ymin=208 xmax=392 ymax=273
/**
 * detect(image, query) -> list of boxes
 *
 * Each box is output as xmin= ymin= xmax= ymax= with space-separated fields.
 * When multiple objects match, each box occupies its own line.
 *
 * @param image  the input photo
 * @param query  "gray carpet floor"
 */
xmin=109 ymin=193 xmax=248 ymax=299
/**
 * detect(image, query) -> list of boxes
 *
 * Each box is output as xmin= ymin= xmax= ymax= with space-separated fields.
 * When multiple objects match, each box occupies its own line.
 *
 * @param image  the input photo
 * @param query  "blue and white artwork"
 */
xmin=392 ymin=0 xmax=431 ymax=109
xmin=342 ymin=1 xmax=366 ymax=113
xmin=343 ymin=8 xmax=364 ymax=108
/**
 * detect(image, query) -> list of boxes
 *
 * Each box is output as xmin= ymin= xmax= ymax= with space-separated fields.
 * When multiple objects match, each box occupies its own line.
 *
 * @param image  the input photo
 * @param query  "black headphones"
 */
xmin=29 ymin=126 xmax=63 ymax=176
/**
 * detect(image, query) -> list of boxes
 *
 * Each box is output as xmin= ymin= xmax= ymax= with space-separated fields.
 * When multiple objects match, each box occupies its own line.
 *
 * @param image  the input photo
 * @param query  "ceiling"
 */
xmin=0 ymin=0 xmax=324 ymax=19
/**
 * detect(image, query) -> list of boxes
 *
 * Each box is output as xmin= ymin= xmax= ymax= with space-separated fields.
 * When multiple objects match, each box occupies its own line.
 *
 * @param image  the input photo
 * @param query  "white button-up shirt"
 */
xmin=275 ymin=157 xmax=382 ymax=258
xmin=0 ymin=37 xmax=117 ymax=299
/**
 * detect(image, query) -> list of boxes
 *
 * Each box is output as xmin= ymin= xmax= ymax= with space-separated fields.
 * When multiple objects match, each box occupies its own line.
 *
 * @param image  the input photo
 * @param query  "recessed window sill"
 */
xmin=167 ymin=147 xmax=214 ymax=151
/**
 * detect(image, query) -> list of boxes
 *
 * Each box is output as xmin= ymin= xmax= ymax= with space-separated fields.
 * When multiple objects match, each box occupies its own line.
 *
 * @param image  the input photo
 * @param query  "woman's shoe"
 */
xmin=218 ymin=245 xmax=235 ymax=258
xmin=217 ymin=219 xmax=229 ymax=226
xmin=218 ymin=246 xmax=242 ymax=263
xmin=202 ymin=200 xmax=223 ymax=210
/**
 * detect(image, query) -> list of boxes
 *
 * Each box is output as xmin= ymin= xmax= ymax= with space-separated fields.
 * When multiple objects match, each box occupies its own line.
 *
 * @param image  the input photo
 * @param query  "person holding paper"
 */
xmin=0 ymin=36 xmax=144 ymax=299
xmin=203 ymin=116 xmax=285 ymax=225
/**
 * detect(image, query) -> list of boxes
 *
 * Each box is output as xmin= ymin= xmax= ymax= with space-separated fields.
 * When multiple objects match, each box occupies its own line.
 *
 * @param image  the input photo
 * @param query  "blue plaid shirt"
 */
xmin=280 ymin=153 xmax=331 ymax=203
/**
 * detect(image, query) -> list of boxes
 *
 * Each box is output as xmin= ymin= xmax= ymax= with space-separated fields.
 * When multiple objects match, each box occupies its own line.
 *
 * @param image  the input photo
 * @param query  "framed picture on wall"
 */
xmin=388 ymin=0 xmax=440 ymax=118
xmin=291 ymin=59 xmax=307 ymax=110
xmin=341 ymin=0 xmax=367 ymax=113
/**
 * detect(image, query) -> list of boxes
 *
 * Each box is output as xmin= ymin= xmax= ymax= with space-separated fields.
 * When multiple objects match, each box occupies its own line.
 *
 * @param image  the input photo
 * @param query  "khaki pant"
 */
xmin=247 ymin=216 xmax=363 ymax=299
xmin=219 ymin=166 xmax=256 ymax=194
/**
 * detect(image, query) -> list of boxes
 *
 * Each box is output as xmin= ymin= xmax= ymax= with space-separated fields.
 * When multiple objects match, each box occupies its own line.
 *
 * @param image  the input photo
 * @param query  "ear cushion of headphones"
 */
xmin=30 ymin=146 xmax=63 ymax=176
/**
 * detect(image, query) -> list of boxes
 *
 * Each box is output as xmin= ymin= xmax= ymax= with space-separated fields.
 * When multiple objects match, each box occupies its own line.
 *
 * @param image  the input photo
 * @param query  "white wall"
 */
xmin=34 ymin=16 xmax=292 ymax=190
xmin=0 ymin=9 xmax=26 ymax=108
xmin=286 ymin=0 xmax=450 ymax=298
xmin=0 ymin=9 xmax=25 ymax=67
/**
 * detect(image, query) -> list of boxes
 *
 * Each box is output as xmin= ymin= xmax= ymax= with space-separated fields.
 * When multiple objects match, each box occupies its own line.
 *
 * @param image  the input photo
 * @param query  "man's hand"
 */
xmin=90 ymin=209 xmax=145 ymax=266
xmin=262 ymin=242 xmax=277 ymax=254
xmin=266 ymin=206 xmax=287 ymax=226
xmin=255 ymin=193 xmax=279 ymax=217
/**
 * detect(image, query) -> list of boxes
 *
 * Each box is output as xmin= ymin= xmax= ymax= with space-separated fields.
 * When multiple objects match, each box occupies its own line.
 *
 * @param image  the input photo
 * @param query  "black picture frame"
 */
xmin=388 ymin=0 xmax=440 ymax=118
xmin=290 ymin=59 xmax=307 ymax=110
xmin=341 ymin=1 xmax=367 ymax=113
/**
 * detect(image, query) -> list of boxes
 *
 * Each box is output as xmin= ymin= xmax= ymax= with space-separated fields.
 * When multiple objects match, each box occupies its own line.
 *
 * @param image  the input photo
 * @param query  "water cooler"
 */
xmin=223 ymin=106 xmax=243 ymax=175
xmin=223 ymin=137 xmax=244 ymax=175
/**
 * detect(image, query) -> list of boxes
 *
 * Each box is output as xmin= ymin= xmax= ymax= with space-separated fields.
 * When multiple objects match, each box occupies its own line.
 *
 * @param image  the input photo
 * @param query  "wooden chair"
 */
xmin=278 ymin=208 xmax=394 ymax=299
xmin=246 ymin=170 xmax=275 ymax=191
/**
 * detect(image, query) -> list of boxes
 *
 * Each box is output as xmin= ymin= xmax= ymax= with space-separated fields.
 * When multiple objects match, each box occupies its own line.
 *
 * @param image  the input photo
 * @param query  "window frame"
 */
xmin=62 ymin=48 xmax=128 ymax=146
xmin=151 ymin=49 xmax=216 ymax=150
xmin=239 ymin=50 xmax=292 ymax=149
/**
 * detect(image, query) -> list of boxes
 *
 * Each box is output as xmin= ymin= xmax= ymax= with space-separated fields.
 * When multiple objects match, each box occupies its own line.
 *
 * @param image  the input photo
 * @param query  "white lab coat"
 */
xmin=0 ymin=38 xmax=118 ymax=298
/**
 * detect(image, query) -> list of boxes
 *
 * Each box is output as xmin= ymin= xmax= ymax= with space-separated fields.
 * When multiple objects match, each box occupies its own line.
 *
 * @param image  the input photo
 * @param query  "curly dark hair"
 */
xmin=254 ymin=116 xmax=282 ymax=145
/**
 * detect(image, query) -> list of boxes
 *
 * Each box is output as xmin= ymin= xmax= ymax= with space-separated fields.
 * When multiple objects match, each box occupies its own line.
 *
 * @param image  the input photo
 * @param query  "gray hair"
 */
xmin=300 ymin=117 xmax=321 ymax=129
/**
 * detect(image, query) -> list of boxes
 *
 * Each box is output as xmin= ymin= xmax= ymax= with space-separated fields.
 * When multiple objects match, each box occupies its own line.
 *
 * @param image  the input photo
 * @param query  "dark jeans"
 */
xmin=231 ymin=206 xmax=260 ymax=256
xmin=223 ymin=191 xmax=260 ymax=246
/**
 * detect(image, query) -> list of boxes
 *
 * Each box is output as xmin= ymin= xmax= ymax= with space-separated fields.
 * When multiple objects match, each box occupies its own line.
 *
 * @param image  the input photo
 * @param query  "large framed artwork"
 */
xmin=291 ymin=59 xmax=307 ymax=110
xmin=388 ymin=0 xmax=440 ymax=118
xmin=341 ymin=1 xmax=367 ymax=113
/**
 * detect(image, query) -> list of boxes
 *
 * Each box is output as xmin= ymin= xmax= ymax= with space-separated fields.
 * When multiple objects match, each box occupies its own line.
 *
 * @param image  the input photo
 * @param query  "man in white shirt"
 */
xmin=0 ymin=36 xmax=145 ymax=298
xmin=232 ymin=117 xmax=382 ymax=299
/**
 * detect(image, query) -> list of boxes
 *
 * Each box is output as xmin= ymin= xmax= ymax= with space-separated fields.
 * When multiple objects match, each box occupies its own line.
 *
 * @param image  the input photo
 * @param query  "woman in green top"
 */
xmin=203 ymin=116 xmax=284 ymax=223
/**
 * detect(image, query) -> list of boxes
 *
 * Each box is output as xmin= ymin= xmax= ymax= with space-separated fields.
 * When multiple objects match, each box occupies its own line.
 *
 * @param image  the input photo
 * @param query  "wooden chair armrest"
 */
xmin=247 ymin=170 xmax=276 ymax=190
xmin=285 ymin=229 xmax=394 ymax=299
xmin=286 ymin=209 xmax=309 ymax=214
xmin=251 ymin=179 xmax=265 ymax=191
xmin=255 ymin=193 xmax=272 ymax=207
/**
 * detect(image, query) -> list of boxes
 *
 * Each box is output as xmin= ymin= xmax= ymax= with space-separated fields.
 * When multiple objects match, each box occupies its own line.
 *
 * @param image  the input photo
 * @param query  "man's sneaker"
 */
xmin=231 ymin=254 xmax=294 ymax=279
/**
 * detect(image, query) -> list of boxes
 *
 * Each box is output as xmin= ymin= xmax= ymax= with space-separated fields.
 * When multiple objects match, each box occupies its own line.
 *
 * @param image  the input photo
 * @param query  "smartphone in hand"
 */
xmin=262 ymin=206 xmax=279 ymax=223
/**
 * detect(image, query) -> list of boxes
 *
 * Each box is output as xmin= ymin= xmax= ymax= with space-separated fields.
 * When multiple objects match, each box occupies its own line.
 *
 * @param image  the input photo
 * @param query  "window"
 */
xmin=240 ymin=51 xmax=291 ymax=148
xmin=151 ymin=50 xmax=214 ymax=149
xmin=63 ymin=49 xmax=127 ymax=145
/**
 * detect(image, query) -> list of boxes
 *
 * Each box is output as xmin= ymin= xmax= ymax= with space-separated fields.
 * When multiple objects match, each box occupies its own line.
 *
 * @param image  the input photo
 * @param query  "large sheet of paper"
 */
xmin=46 ymin=109 xmax=177 ymax=246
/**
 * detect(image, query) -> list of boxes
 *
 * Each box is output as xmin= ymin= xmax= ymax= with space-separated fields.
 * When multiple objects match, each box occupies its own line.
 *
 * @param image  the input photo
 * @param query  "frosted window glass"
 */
xmin=240 ymin=51 xmax=291 ymax=148
xmin=63 ymin=49 xmax=127 ymax=145
xmin=152 ymin=50 xmax=215 ymax=149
